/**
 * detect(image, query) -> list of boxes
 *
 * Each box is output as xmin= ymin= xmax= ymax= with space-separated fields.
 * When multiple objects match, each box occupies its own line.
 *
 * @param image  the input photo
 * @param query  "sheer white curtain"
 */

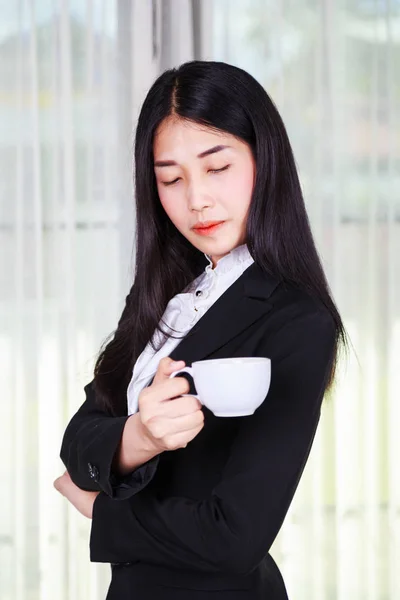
xmin=1 ymin=1 xmax=399 ymax=599
xmin=210 ymin=1 xmax=400 ymax=599
xmin=0 ymin=1 xmax=195 ymax=598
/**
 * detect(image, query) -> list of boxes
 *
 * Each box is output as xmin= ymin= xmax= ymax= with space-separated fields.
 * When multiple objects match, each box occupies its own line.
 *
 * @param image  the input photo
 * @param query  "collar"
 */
xmin=203 ymin=243 xmax=254 ymax=276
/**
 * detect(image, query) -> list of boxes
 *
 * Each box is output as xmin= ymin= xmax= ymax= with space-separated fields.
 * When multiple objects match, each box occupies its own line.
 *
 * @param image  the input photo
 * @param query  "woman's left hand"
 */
xmin=53 ymin=471 xmax=100 ymax=519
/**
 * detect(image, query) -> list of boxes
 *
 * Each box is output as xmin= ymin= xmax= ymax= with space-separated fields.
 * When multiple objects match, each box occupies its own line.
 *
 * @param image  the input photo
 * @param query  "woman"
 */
xmin=54 ymin=60 xmax=347 ymax=599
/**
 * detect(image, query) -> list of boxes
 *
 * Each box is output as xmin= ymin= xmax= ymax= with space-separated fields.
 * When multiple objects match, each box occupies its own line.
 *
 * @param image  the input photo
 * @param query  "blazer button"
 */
xmin=88 ymin=462 xmax=99 ymax=482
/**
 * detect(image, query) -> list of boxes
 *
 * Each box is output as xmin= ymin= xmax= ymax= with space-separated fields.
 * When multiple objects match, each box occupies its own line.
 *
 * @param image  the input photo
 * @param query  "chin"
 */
xmin=202 ymin=240 xmax=240 ymax=257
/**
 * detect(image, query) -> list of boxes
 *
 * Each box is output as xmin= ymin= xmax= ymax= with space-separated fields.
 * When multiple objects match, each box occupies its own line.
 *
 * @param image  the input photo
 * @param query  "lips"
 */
xmin=193 ymin=220 xmax=225 ymax=231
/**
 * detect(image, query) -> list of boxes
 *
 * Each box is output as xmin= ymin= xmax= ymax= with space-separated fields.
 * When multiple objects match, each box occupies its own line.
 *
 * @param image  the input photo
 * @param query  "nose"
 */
xmin=187 ymin=181 xmax=214 ymax=213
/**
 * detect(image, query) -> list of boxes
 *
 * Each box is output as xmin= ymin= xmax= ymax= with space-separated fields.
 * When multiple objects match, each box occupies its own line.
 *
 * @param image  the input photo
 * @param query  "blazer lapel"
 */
xmin=166 ymin=262 xmax=279 ymax=368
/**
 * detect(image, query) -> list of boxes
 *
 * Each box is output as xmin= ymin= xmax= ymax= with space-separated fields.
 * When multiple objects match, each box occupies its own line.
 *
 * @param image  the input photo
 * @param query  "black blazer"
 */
xmin=60 ymin=262 xmax=336 ymax=600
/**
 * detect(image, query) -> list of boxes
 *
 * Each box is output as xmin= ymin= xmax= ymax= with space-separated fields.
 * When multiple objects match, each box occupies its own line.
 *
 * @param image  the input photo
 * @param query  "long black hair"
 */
xmin=93 ymin=60 xmax=347 ymax=416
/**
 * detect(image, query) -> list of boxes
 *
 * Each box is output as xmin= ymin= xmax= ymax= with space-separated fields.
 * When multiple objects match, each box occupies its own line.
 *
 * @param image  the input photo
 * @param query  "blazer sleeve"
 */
xmin=89 ymin=307 xmax=336 ymax=574
xmin=59 ymin=379 xmax=160 ymax=499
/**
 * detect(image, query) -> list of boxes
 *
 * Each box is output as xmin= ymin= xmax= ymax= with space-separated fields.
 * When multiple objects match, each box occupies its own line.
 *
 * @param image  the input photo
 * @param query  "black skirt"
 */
xmin=105 ymin=554 xmax=289 ymax=600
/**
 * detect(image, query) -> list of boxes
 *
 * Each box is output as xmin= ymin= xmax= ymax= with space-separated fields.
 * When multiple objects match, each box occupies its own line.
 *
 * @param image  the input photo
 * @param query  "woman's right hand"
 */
xmin=137 ymin=357 xmax=205 ymax=452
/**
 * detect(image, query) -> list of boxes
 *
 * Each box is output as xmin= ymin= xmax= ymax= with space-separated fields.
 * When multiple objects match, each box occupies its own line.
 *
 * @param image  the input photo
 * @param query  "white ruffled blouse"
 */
xmin=127 ymin=243 xmax=255 ymax=415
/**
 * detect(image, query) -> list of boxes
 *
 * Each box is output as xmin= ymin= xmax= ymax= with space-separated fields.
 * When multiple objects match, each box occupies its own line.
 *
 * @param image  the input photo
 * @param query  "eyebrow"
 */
xmin=154 ymin=145 xmax=231 ymax=168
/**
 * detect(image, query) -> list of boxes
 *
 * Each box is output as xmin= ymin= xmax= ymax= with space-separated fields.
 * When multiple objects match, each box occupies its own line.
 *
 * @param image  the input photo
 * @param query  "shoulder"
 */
xmin=249 ymin=264 xmax=334 ymax=330
xmin=259 ymin=280 xmax=337 ymax=362
xmin=268 ymin=280 xmax=335 ymax=329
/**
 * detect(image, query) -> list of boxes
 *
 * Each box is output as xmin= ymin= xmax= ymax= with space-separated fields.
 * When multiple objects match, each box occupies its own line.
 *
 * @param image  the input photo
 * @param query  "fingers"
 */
xmin=162 ymin=356 xmax=185 ymax=375
xmin=168 ymin=359 xmax=185 ymax=372
xmin=53 ymin=471 xmax=71 ymax=494
xmin=155 ymin=395 xmax=202 ymax=417
xmin=147 ymin=411 xmax=205 ymax=444
xmin=138 ymin=356 xmax=204 ymax=452
xmin=139 ymin=392 xmax=203 ymax=436
xmin=145 ymin=375 xmax=191 ymax=403
xmin=152 ymin=357 xmax=185 ymax=385
xmin=53 ymin=475 xmax=67 ymax=494
xmin=163 ymin=423 xmax=205 ymax=450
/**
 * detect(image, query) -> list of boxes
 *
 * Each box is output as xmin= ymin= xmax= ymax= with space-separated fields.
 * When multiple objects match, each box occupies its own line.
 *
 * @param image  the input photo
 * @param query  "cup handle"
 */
xmin=169 ymin=367 xmax=202 ymax=402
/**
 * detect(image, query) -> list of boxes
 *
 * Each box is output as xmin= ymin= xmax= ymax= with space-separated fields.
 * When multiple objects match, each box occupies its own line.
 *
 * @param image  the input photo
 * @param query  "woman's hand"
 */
xmin=53 ymin=470 xmax=99 ymax=519
xmin=138 ymin=357 xmax=205 ymax=453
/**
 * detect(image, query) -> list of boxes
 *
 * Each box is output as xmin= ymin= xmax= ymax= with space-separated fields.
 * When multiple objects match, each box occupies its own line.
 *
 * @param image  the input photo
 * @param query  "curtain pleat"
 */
xmin=213 ymin=1 xmax=400 ymax=599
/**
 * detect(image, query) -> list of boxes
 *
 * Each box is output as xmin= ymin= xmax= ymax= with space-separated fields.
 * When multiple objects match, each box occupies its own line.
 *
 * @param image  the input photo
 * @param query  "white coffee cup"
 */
xmin=169 ymin=356 xmax=271 ymax=417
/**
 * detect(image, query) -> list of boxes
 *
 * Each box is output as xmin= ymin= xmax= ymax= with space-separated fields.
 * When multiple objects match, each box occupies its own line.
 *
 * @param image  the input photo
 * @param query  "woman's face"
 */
xmin=153 ymin=117 xmax=256 ymax=267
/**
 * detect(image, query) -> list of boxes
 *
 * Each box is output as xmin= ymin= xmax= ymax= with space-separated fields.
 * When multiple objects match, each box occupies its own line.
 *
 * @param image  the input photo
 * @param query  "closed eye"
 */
xmin=208 ymin=164 xmax=231 ymax=174
xmin=162 ymin=177 xmax=180 ymax=186
xmin=161 ymin=165 xmax=231 ymax=187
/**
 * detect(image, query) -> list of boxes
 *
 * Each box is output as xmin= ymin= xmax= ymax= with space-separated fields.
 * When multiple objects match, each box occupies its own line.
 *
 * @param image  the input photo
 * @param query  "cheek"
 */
xmin=157 ymin=186 xmax=184 ymax=225
xmin=223 ymin=167 xmax=254 ymax=214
